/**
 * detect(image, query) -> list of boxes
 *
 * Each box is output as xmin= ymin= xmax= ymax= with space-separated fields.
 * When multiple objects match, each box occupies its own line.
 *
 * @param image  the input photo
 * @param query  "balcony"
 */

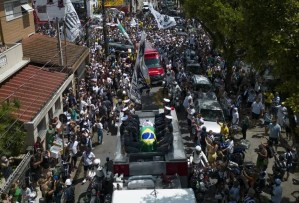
xmin=0 ymin=43 xmax=30 ymax=83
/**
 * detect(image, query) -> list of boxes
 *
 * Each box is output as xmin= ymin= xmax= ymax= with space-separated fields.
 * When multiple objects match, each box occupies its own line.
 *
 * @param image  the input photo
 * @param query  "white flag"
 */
xmin=148 ymin=3 xmax=176 ymax=29
xmin=63 ymin=0 xmax=81 ymax=42
xmin=130 ymin=18 xmax=137 ymax=27
xmin=129 ymin=32 xmax=150 ymax=104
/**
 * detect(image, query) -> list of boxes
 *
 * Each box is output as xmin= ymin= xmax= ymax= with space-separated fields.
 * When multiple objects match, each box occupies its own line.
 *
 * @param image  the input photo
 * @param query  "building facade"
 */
xmin=0 ymin=0 xmax=35 ymax=44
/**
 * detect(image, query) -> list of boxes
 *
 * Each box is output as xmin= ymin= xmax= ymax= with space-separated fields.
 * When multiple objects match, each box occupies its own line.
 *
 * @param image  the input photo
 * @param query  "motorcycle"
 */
xmin=190 ymin=166 xmax=214 ymax=201
xmin=85 ymin=158 xmax=113 ymax=203
xmin=218 ymin=140 xmax=246 ymax=166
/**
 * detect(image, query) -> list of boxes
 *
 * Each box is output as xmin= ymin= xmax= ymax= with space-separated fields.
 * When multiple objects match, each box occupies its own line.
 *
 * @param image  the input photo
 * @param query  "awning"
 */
xmin=21 ymin=4 xmax=34 ymax=12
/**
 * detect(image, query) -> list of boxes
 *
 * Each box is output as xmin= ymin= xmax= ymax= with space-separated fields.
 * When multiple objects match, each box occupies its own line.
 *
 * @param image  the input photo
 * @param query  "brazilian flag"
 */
xmin=140 ymin=126 xmax=156 ymax=152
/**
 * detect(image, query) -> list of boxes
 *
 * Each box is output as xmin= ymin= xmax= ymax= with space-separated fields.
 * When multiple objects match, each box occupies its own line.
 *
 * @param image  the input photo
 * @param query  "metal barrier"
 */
xmin=0 ymin=152 xmax=32 ymax=194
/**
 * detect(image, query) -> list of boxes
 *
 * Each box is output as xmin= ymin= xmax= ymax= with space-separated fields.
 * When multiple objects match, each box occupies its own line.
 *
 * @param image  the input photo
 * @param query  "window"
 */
xmin=55 ymin=98 xmax=61 ymax=112
xmin=36 ymin=5 xmax=47 ymax=13
xmin=58 ymin=0 xmax=64 ymax=8
xmin=4 ymin=0 xmax=22 ymax=21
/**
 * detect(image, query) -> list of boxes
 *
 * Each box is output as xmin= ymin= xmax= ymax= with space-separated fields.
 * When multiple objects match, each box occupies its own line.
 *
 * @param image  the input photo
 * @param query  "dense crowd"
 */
xmin=1 ymin=5 xmax=297 ymax=203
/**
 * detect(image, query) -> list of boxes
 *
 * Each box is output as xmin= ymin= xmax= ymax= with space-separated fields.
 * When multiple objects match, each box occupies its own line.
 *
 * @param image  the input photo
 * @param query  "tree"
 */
xmin=0 ymin=99 xmax=27 ymax=157
xmin=183 ymin=0 xmax=244 ymax=90
xmin=241 ymin=0 xmax=299 ymax=112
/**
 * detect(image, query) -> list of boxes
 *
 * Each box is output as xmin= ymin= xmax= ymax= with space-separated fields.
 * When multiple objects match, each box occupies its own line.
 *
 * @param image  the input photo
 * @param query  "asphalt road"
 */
xmin=74 ymin=86 xmax=299 ymax=203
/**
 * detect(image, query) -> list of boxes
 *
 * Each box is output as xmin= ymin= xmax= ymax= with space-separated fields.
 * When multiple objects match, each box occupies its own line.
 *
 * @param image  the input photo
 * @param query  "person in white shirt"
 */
xmin=191 ymin=145 xmax=209 ymax=167
xmin=251 ymin=98 xmax=264 ymax=126
xmin=276 ymin=102 xmax=287 ymax=127
xmin=68 ymin=136 xmax=79 ymax=171
xmin=82 ymin=147 xmax=95 ymax=184
xmin=94 ymin=119 xmax=103 ymax=144
xmin=232 ymin=107 xmax=239 ymax=128
xmin=187 ymin=104 xmax=196 ymax=127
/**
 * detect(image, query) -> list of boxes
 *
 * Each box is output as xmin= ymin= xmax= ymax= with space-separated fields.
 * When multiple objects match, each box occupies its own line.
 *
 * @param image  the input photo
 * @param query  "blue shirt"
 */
xmin=268 ymin=123 xmax=281 ymax=138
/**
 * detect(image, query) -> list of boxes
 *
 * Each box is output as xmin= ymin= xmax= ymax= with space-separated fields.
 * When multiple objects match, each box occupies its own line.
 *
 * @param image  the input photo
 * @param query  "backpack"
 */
xmin=266 ymin=146 xmax=274 ymax=158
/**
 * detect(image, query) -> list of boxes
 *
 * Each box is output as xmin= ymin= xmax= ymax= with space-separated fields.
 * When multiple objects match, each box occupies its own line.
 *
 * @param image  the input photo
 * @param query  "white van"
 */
xmin=112 ymin=188 xmax=196 ymax=203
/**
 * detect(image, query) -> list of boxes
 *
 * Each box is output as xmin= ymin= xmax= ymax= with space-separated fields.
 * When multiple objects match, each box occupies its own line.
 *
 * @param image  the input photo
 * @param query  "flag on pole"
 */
xmin=117 ymin=19 xmax=133 ymax=45
xmin=148 ymin=3 xmax=176 ymax=29
xmin=129 ymin=31 xmax=150 ymax=104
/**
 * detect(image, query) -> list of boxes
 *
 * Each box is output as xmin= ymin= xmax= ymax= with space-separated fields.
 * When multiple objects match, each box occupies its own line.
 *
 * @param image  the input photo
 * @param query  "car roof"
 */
xmin=192 ymin=75 xmax=211 ymax=85
xmin=108 ymin=42 xmax=134 ymax=50
xmin=195 ymin=99 xmax=222 ymax=110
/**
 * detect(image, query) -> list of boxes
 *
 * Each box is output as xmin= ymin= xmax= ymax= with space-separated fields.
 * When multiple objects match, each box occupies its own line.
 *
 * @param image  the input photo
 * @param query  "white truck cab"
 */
xmin=112 ymin=188 xmax=196 ymax=203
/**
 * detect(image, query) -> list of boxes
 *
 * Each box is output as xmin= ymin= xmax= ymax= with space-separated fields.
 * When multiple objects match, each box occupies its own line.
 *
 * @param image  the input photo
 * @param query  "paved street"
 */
xmin=74 ymin=86 xmax=299 ymax=203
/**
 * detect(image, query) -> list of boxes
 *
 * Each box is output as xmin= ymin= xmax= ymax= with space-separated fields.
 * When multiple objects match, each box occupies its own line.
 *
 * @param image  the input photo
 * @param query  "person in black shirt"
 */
xmin=63 ymin=179 xmax=75 ymax=203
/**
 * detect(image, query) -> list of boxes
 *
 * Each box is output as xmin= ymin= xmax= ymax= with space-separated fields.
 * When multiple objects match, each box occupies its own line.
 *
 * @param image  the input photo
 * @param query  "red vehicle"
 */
xmin=143 ymin=43 xmax=165 ymax=84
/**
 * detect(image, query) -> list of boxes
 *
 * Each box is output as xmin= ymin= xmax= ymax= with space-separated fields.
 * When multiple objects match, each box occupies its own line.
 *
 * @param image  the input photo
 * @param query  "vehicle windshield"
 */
xmin=200 ymin=109 xmax=224 ymax=122
xmin=145 ymin=58 xmax=160 ymax=68
xmin=187 ymin=65 xmax=201 ymax=74
xmin=194 ymin=84 xmax=213 ymax=92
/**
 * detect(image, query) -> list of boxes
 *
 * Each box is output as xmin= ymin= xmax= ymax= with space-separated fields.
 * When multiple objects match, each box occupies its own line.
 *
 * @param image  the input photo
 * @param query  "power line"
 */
xmin=0 ymin=20 xmax=92 ymax=139
xmin=0 ymin=0 xmax=88 ymax=19
xmin=0 ymin=18 xmax=90 ymax=105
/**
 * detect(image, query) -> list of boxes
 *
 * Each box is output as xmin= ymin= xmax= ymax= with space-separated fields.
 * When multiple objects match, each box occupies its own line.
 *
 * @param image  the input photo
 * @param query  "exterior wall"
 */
xmin=24 ymin=74 xmax=74 ymax=147
xmin=0 ymin=1 xmax=35 ymax=44
xmin=0 ymin=43 xmax=30 ymax=83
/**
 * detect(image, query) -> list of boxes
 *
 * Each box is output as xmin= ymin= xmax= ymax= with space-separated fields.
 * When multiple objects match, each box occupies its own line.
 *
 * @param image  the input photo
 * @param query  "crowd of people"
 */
xmin=1 ymin=3 xmax=297 ymax=203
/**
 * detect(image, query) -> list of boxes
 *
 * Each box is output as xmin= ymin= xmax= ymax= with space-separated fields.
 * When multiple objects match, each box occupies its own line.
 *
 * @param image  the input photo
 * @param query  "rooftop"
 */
xmin=22 ymin=34 xmax=89 ymax=72
xmin=0 ymin=65 xmax=67 ymax=122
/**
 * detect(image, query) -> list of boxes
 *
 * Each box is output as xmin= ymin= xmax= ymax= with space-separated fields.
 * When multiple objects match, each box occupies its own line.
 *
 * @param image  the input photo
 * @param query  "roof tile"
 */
xmin=0 ymin=65 xmax=67 ymax=122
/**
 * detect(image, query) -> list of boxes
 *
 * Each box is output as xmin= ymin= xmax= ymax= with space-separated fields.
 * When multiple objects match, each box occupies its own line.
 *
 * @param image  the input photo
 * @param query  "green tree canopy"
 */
xmin=183 ymin=0 xmax=244 ymax=88
xmin=183 ymin=0 xmax=299 ymax=112
xmin=241 ymin=0 xmax=299 ymax=112
xmin=0 ymin=100 xmax=26 ymax=157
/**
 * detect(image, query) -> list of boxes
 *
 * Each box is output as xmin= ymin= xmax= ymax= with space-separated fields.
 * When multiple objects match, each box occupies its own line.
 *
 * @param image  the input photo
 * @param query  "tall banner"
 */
xmin=34 ymin=0 xmax=81 ymax=42
xmin=148 ymin=3 xmax=176 ymax=29
xmin=63 ymin=1 xmax=81 ymax=42
xmin=129 ymin=32 xmax=150 ymax=104
xmin=117 ymin=19 xmax=133 ymax=45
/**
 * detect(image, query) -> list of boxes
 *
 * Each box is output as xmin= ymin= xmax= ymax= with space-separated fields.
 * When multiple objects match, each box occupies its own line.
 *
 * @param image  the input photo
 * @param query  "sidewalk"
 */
xmin=239 ymin=125 xmax=299 ymax=203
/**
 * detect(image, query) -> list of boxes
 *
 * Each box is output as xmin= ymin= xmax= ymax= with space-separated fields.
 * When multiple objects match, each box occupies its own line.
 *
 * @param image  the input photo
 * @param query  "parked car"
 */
xmin=194 ymin=99 xmax=225 ymax=134
xmin=191 ymin=75 xmax=214 ymax=92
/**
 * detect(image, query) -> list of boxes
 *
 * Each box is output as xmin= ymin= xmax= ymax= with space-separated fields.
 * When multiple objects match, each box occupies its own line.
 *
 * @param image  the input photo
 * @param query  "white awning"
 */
xmin=21 ymin=4 xmax=34 ymax=12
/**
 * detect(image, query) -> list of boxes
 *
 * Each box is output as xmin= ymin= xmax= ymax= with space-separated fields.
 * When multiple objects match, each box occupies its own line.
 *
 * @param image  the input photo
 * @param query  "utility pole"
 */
xmin=0 ymin=19 xmax=5 ymax=46
xmin=63 ymin=20 xmax=68 ymax=71
xmin=130 ymin=0 xmax=133 ymax=13
xmin=102 ymin=0 xmax=109 ymax=56
xmin=56 ymin=18 xmax=64 ymax=66
xmin=84 ymin=0 xmax=90 ymax=47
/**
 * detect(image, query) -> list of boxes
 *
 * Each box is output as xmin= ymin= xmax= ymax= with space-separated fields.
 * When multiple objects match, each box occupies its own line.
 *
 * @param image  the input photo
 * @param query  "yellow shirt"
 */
xmin=264 ymin=92 xmax=274 ymax=104
xmin=220 ymin=123 xmax=229 ymax=139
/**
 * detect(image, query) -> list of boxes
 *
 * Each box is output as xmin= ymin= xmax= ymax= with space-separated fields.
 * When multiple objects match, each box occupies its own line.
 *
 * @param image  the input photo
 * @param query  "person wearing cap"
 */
xmin=163 ymin=98 xmax=171 ymax=106
xmin=271 ymin=178 xmax=282 ymax=203
xmin=63 ymin=179 xmax=75 ymax=203
xmin=190 ymin=145 xmax=209 ymax=167
xmin=267 ymin=118 xmax=281 ymax=151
